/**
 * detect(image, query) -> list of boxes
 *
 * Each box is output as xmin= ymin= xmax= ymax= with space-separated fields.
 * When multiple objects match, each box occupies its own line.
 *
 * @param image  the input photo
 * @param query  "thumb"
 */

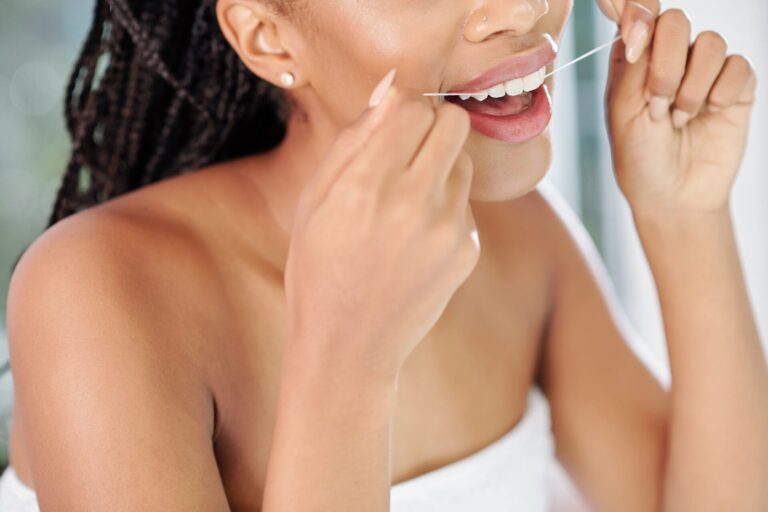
xmin=606 ymin=24 xmax=653 ymax=122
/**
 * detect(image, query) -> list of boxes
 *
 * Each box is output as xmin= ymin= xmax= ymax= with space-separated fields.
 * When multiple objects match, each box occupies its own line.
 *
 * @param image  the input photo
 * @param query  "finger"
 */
xmin=737 ymin=62 xmax=758 ymax=105
xmin=708 ymin=55 xmax=757 ymax=111
xmin=441 ymin=150 xmax=475 ymax=229
xmin=605 ymin=26 xmax=627 ymax=105
xmin=596 ymin=0 xmax=621 ymax=22
xmin=671 ymin=31 xmax=727 ymax=127
xmin=620 ymin=0 xmax=660 ymax=64
xmin=302 ymin=77 xmax=400 ymax=211
xmin=459 ymin=202 xmax=481 ymax=273
xmin=646 ymin=9 xmax=692 ymax=122
xmin=348 ymin=91 xmax=438 ymax=189
xmin=405 ymin=102 xmax=471 ymax=200
xmin=467 ymin=202 xmax=480 ymax=253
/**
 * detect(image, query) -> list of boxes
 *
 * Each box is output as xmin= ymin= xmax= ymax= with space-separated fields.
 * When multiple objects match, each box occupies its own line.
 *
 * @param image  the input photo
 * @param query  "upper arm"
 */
xmin=7 ymin=214 xmax=230 ymax=512
xmin=532 ymin=182 xmax=670 ymax=512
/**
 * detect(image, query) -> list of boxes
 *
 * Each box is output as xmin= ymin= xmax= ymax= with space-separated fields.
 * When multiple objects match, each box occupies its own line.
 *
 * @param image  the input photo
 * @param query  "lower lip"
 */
xmin=455 ymin=85 xmax=552 ymax=145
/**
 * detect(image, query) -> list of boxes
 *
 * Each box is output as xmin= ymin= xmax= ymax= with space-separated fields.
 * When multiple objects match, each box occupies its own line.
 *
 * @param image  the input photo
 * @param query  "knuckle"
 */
xmin=660 ymin=8 xmax=691 ymax=29
xmin=330 ymin=129 xmax=364 ymax=159
xmin=432 ymin=217 xmax=460 ymax=251
xmin=648 ymin=69 xmax=679 ymax=95
xmin=439 ymin=101 xmax=469 ymax=124
xmin=400 ymin=99 xmax=436 ymax=127
xmin=458 ymin=235 xmax=481 ymax=269
xmin=339 ymin=178 xmax=374 ymax=213
xmin=388 ymin=196 xmax=413 ymax=224
xmin=436 ymin=102 xmax=471 ymax=138
xmin=728 ymin=54 xmax=753 ymax=75
xmin=334 ymin=125 xmax=358 ymax=147
xmin=674 ymin=92 xmax=697 ymax=110
xmin=696 ymin=30 xmax=727 ymax=55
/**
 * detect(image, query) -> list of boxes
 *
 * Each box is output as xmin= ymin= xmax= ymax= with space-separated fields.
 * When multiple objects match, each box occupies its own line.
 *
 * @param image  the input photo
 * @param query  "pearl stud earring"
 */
xmin=280 ymin=71 xmax=295 ymax=87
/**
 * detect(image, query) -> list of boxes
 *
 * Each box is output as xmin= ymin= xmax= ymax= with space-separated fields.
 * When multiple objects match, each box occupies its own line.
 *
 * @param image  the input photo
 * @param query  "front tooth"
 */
xmin=521 ymin=66 xmax=546 ymax=92
xmin=472 ymin=91 xmax=489 ymax=101
xmin=488 ymin=84 xmax=506 ymax=98
xmin=459 ymin=94 xmax=471 ymax=100
xmin=522 ymin=70 xmax=541 ymax=92
xmin=505 ymin=78 xmax=524 ymax=96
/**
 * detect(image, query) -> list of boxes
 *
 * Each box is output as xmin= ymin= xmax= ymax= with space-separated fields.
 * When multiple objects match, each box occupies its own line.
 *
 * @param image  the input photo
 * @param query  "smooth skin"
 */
xmin=6 ymin=1 xmax=767 ymax=511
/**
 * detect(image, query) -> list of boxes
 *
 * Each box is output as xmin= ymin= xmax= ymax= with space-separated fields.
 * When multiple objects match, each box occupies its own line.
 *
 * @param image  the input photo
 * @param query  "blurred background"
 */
xmin=0 ymin=0 xmax=766 ymax=488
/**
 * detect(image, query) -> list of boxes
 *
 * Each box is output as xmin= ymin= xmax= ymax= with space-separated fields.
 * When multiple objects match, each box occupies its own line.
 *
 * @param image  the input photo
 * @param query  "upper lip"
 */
xmin=447 ymin=34 xmax=559 ymax=94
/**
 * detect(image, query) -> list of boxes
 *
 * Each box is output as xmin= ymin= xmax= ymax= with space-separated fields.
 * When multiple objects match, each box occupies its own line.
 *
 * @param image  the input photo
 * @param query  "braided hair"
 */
xmin=48 ymin=0 xmax=303 ymax=227
xmin=0 ymin=0 xmax=303 ymax=379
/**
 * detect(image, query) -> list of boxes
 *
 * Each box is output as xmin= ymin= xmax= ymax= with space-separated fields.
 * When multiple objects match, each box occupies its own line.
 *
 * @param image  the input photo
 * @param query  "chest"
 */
xmin=205 ymin=245 xmax=553 ymax=510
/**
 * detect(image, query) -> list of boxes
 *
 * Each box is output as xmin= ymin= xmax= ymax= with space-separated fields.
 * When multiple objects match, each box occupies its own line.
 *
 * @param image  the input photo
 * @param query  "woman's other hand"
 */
xmin=602 ymin=7 xmax=757 ymax=218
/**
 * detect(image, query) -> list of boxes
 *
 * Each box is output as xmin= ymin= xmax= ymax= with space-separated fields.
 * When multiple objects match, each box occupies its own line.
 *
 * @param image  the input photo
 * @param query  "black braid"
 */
xmin=47 ymin=0 xmax=299 ymax=226
xmin=0 ymin=1 xmax=303 ymax=379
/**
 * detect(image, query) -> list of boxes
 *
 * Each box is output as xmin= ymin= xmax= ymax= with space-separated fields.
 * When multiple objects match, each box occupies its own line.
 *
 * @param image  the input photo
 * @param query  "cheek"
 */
xmin=306 ymin=1 xmax=464 ymax=118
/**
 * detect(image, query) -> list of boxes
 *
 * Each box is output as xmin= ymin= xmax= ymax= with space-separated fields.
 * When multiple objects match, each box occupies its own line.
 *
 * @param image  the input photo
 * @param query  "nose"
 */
xmin=464 ymin=0 xmax=550 ymax=42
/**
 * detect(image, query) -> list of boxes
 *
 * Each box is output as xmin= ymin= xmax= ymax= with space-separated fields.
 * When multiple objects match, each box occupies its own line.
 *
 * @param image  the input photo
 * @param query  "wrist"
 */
xmin=632 ymin=204 xmax=733 ymax=241
xmin=282 ymin=326 xmax=401 ymax=400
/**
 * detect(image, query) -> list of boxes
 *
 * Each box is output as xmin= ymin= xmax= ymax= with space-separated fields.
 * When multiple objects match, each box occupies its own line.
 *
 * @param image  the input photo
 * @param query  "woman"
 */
xmin=1 ymin=0 xmax=765 ymax=510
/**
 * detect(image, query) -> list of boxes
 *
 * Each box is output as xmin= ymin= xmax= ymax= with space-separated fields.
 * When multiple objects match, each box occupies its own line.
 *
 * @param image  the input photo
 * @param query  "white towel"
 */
xmin=390 ymin=386 xmax=555 ymax=511
xmin=0 ymin=466 xmax=40 ymax=512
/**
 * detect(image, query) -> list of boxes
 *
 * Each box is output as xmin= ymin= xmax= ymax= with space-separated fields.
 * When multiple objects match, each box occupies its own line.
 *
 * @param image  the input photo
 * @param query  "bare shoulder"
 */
xmin=4 ymin=170 xmax=240 ymax=503
xmin=7 ymin=162 xmax=252 ymax=379
xmin=7 ymin=169 xmax=226 ymax=394
xmin=12 ymin=177 xmax=224 ymax=314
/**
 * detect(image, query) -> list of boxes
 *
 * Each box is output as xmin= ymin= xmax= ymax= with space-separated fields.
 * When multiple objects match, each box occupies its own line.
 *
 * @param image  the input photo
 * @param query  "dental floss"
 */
xmin=423 ymin=35 xmax=623 ymax=97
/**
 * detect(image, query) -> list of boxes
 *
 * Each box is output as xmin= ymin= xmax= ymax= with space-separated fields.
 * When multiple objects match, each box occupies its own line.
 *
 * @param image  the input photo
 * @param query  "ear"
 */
xmin=216 ymin=0 xmax=301 ymax=89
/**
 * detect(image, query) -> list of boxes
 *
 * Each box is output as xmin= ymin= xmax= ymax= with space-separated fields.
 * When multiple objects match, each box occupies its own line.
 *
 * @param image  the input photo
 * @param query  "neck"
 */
xmin=249 ymin=104 xmax=339 ymax=241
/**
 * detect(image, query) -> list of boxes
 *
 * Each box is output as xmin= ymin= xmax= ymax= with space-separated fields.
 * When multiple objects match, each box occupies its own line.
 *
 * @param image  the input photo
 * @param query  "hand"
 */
xmin=602 ymin=7 xmax=758 ymax=217
xmin=284 ymin=70 xmax=479 ymax=382
xmin=596 ymin=0 xmax=659 ymax=64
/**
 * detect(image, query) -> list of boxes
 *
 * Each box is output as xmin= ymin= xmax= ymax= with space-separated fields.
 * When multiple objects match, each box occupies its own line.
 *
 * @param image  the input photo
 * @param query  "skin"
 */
xmin=5 ymin=0 xmax=767 ymax=511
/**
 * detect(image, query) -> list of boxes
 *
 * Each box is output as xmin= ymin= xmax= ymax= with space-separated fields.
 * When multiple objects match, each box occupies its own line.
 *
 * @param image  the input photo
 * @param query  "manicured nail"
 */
xmin=672 ymin=109 xmax=690 ymax=128
xmin=649 ymin=96 xmax=670 ymax=121
xmin=623 ymin=1 xmax=656 ymax=64
xmin=368 ymin=68 xmax=397 ymax=109
xmin=625 ymin=23 xmax=649 ymax=64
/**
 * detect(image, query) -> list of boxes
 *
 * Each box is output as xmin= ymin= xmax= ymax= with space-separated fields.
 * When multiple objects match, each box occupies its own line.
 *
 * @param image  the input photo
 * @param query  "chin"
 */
xmin=466 ymin=128 xmax=553 ymax=202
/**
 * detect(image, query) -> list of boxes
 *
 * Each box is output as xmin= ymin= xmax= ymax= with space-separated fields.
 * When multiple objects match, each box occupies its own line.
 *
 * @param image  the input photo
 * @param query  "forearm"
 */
xmin=634 ymin=207 xmax=768 ymax=511
xmin=261 ymin=331 xmax=399 ymax=512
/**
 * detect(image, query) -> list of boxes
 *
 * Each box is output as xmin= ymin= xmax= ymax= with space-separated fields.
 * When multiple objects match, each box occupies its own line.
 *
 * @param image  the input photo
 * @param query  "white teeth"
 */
xmin=505 ymin=78 xmax=524 ymax=96
xmin=488 ymin=83 xmax=506 ymax=98
xmin=458 ymin=65 xmax=547 ymax=101
xmin=522 ymin=69 xmax=543 ymax=92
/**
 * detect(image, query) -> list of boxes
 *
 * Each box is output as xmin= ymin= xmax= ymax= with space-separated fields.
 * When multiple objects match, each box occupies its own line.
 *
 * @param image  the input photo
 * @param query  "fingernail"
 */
xmin=649 ymin=96 xmax=670 ymax=121
xmin=672 ymin=109 xmax=690 ymax=128
xmin=625 ymin=22 xmax=649 ymax=64
xmin=623 ymin=1 xmax=656 ymax=64
xmin=368 ymin=68 xmax=397 ymax=109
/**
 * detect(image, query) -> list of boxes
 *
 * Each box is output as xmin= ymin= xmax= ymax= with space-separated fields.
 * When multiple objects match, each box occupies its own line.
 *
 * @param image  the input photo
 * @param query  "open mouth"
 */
xmin=445 ymin=65 xmax=545 ymax=117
